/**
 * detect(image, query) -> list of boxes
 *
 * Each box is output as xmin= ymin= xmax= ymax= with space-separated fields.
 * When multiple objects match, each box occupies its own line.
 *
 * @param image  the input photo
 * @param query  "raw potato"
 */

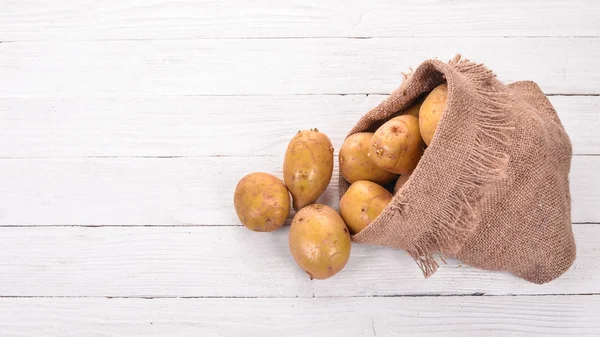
xmin=369 ymin=115 xmax=425 ymax=175
xmin=419 ymin=83 xmax=448 ymax=146
xmin=339 ymin=132 xmax=397 ymax=185
xmin=394 ymin=174 xmax=411 ymax=194
xmin=283 ymin=129 xmax=334 ymax=211
xmin=233 ymin=172 xmax=290 ymax=232
xmin=288 ymin=204 xmax=351 ymax=280
xmin=403 ymin=97 xmax=424 ymax=117
xmin=339 ymin=181 xmax=393 ymax=234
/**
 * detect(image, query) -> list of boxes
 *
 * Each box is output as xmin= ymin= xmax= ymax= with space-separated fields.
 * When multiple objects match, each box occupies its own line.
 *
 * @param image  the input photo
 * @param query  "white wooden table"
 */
xmin=0 ymin=1 xmax=599 ymax=336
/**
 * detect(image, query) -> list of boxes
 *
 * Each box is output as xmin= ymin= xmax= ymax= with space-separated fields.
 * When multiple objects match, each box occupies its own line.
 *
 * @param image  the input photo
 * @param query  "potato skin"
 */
xmin=339 ymin=132 xmax=397 ymax=185
xmin=233 ymin=172 xmax=290 ymax=232
xmin=369 ymin=115 xmax=425 ymax=175
xmin=403 ymin=98 xmax=423 ymax=117
xmin=419 ymin=83 xmax=448 ymax=146
xmin=283 ymin=129 xmax=334 ymax=211
xmin=289 ymin=204 xmax=351 ymax=280
xmin=339 ymin=181 xmax=393 ymax=234
xmin=394 ymin=174 xmax=411 ymax=194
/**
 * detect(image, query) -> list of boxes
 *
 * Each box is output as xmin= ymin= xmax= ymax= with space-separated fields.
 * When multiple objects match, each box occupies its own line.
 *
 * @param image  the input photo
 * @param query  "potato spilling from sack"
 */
xmin=339 ymin=180 xmax=393 ymax=234
xmin=419 ymin=83 xmax=448 ymax=146
xmin=232 ymin=78 xmax=450 ymax=280
xmin=288 ymin=204 xmax=351 ymax=280
xmin=233 ymin=172 xmax=290 ymax=232
xmin=283 ymin=129 xmax=334 ymax=211
xmin=369 ymin=115 xmax=425 ymax=175
xmin=339 ymin=132 xmax=397 ymax=185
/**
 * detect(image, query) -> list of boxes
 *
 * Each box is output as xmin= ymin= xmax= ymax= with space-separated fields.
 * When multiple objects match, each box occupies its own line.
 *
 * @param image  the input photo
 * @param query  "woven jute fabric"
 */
xmin=339 ymin=55 xmax=576 ymax=284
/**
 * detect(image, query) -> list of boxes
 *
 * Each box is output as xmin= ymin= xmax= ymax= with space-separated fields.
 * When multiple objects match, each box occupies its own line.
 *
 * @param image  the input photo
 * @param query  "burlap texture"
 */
xmin=339 ymin=55 xmax=576 ymax=284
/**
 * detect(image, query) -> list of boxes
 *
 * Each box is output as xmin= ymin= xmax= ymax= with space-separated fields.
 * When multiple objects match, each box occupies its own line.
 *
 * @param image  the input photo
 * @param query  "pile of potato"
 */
xmin=233 ymin=83 xmax=448 ymax=280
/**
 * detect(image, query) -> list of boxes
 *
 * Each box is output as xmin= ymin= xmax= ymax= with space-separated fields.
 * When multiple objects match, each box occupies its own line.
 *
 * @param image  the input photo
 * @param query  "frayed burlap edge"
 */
xmin=344 ymin=54 xmax=515 ymax=278
xmin=410 ymin=55 xmax=514 ymax=277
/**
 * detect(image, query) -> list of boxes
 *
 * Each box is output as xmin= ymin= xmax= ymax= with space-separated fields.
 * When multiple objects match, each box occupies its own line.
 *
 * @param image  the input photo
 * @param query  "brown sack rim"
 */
xmin=342 ymin=54 xmax=514 ymax=277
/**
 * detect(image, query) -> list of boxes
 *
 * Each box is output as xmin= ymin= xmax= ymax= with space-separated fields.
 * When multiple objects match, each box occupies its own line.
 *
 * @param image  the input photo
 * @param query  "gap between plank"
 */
xmin=0 ymin=293 xmax=598 ymax=299
xmin=1 ymin=36 xmax=599 ymax=43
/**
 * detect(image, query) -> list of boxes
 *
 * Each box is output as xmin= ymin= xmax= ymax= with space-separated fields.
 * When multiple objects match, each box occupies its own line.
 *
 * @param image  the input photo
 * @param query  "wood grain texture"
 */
xmin=1 ymin=296 xmax=599 ymax=337
xmin=0 ymin=1 xmax=598 ymax=334
xmin=0 ymin=95 xmax=597 ymax=157
xmin=1 ymin=38 xmax=599 ymax=97
xmin=0 ymin=156 xmax=596 ymax=226
xmin=1 ymin=0 xmax=599 ymax=40
xmin=0 ymin=225 xmax=596 ymax=297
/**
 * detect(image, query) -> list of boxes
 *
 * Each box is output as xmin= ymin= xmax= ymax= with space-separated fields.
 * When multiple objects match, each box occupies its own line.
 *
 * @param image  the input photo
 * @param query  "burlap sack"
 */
xmin=339 ymin=54 xmax=576 ymax=284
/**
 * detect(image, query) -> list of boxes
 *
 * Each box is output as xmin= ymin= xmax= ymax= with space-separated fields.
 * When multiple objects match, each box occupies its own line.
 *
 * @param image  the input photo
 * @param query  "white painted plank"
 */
xmin=0 ymin=224 xmax=597 ymax=297
xmin=0 ymin=296 xmax=599 ymax=337
xmin=1 ymin=0 xmax=598 ymax=40
xmin=0 ymin=156 xmax=339 ymax=226
xmin=1 ymin=38 xmax=598 ymax=96
xmin=0 ymin=156 xmax=596 ymax=226
xmin=0 ymin=95 xmax=597 ymax=157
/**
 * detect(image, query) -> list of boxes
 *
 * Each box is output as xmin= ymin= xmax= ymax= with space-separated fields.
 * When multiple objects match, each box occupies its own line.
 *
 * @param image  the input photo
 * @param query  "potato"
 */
xmin=339 ymin=180 xmax=393 ymax=234
xmin=233 ymin=172 xmax=290 ymax=232
xmin=369 ymin=115 xmax=425 ymax=175
xmin=419 ymin=83 xmax=448 ymax=146
xmin=394 ymin=174 xmax=410 ymax=194
xmin=403 ymin=97 xmax=424 ymax=117
xmin=288 ymin=204 xmax=351 ymax=280
xmin=339 ymin=132 xmax=397 ymax=185
xmin=283 ymin=129 xmax=334 ymax=211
